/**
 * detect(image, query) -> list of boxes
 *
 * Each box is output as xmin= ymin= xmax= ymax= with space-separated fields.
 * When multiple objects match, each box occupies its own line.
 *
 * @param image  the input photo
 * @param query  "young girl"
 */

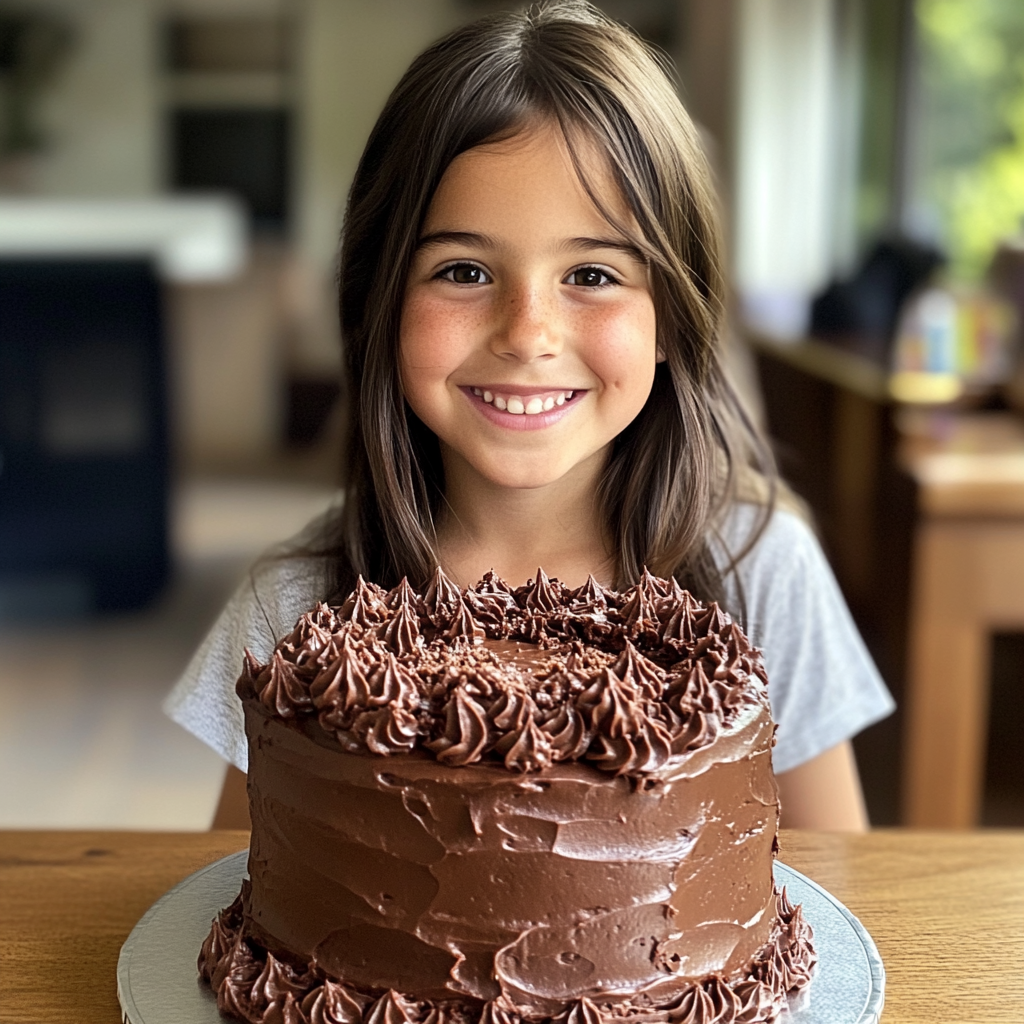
xmin=165 ymin=0 xmax=892 ymax=831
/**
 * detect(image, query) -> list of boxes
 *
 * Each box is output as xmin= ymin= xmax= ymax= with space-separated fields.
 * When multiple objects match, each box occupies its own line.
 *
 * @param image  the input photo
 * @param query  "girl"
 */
xmin=165 ymin=0 xmax=893 ymax=831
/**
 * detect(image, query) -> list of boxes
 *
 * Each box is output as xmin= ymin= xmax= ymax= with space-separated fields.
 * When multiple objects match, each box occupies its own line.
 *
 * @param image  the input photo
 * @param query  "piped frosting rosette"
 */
xmin=237 ymin=568 xmax=769 ymax=779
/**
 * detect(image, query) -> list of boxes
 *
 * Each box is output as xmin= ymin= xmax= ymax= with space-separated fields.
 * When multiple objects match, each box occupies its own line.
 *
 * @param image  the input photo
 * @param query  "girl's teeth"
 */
xmin=476 ymin=389 xmax=576 ymax=412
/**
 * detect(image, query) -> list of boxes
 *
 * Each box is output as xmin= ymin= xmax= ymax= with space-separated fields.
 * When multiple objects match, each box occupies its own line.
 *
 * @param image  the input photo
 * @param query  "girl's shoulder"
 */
xmin=715 ymin=502 xmax=894 ymax=772
xmin=234 ymin=553 xmax=331 ymax=655
xmin=716 ymin=501 xmax=821 ymax=581
xmin=162 ymin=520 xmax=335 ymax=771
xmin=714 ymin=499 xmax=851 ymax=646
xmin=236 ymin=501 xmax=345 ymax=647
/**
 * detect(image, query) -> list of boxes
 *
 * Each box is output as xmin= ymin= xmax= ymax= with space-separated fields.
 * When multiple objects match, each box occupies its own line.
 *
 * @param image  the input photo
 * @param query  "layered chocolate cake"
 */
xmin=199 ymin=569 xmax=815 ymax=1024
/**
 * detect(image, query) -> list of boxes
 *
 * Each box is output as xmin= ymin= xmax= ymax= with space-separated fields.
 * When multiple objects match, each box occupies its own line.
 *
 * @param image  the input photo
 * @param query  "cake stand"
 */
xmin=117 ymin=854 xmax=883 ymax=1024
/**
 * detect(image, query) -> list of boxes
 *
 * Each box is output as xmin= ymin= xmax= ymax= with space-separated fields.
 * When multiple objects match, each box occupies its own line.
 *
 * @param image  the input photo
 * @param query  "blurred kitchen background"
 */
xmin=1 ymin=0 xmax=1023 ymax=831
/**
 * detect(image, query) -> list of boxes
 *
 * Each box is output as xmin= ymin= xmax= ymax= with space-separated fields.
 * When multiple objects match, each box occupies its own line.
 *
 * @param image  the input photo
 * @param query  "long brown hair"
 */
xmin=315 ymin=0 xmax=775 ymax=608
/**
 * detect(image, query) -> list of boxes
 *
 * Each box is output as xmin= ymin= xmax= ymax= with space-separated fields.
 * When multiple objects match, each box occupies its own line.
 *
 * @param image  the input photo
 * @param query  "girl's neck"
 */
xmin=436 ymin=448 xmax=614 ymax=590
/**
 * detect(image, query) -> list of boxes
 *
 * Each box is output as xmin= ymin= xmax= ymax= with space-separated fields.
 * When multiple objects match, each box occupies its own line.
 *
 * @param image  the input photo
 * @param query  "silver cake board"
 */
xmin=117 ymin=854 xmax=883 ymax=1024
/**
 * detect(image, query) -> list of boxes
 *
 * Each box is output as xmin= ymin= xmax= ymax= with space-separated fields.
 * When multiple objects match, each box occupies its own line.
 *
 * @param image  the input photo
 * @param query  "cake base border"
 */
xmin=117 ymin=852 xmax=883 ymax=1024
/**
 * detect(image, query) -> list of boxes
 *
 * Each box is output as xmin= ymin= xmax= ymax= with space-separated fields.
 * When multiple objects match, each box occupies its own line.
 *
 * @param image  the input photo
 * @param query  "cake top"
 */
xmin=237 ymin=568 xmax=770 ymax=778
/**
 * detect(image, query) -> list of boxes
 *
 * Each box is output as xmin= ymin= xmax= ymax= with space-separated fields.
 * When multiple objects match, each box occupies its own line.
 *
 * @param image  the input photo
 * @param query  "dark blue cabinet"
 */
xmin=0 ymin=259 xmax=169 ymax=616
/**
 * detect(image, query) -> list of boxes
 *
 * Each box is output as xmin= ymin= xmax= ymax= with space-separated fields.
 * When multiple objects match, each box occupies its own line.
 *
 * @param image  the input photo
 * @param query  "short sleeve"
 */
xmin=720 ymin=506 xmax=895 ymax=774
xmin=162 ymin=556 xmax=326 ymax=771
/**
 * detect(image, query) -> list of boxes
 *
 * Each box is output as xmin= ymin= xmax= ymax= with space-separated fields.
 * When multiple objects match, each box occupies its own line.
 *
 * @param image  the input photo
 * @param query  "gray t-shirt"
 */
xmin=163 ymin=505 xmax=894 ymax=775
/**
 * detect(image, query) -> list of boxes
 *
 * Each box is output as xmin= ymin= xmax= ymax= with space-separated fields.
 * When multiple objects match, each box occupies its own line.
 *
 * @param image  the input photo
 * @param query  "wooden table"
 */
xmin=899 ymin=411 xmax=1024 ymax=828
xmin=753 ymin=333 xmax=1024 ymax=828
xmin=2 ymin=829 xmax=1023 ymax=1024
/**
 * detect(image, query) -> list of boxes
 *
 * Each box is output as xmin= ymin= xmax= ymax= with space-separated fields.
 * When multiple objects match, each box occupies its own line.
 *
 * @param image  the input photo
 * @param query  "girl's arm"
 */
xmin=775 ymin=740 xmax=869 ymax=831
xmin=211 ymin=765 xmax=251 ymax=830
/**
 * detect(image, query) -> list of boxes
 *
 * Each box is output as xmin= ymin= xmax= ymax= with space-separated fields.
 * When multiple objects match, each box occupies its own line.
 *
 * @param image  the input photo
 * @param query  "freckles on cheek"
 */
xmin=400 ymin=303 xmax=444 ymax=368
xmin=402 ymin=299 xmax=485 ymax=375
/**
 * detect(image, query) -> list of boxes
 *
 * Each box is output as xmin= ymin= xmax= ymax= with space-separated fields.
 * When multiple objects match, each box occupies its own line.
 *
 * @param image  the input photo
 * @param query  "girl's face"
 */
xmin=400 ymin=123 xmax=657 ymax=494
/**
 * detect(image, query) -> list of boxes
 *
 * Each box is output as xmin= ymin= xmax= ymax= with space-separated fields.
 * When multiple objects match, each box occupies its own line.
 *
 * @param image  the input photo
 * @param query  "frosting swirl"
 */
xmin=237 ymin=569 xmax=767 ymax=780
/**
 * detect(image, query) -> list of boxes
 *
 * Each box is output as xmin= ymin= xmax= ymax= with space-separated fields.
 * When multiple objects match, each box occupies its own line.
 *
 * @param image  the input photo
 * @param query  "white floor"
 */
xmin=0 ymin=479 xmax=337 ymax=831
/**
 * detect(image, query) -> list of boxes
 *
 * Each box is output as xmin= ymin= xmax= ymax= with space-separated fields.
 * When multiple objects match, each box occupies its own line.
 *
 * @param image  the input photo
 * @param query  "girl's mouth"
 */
xmin=471 ymin=387 xmax=578 ymax=414
xmin=460 ymin=386 xmax=586 ymax=429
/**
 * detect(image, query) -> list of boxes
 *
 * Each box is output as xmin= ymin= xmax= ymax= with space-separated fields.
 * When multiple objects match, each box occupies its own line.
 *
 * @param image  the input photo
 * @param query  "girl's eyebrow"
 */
xmin=416 ymin=230 xmax=494 ymax=252
xmin=416 ymin=230 xmax=646 ymax=264
xmin=561 ymin=236 xmax=647 ymax=264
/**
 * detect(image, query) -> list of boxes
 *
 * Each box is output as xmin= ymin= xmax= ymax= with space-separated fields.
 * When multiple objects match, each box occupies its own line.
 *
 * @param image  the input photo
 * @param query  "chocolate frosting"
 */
xmin=238 ymin=569 xmax=768 ymax=778
xmin=202 ymin=569 xmax=816 ymax=1024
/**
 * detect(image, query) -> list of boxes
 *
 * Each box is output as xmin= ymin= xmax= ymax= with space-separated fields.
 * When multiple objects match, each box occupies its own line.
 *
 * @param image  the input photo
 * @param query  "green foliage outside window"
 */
xmin=916 ymin=0 xmax=1024 ymax=280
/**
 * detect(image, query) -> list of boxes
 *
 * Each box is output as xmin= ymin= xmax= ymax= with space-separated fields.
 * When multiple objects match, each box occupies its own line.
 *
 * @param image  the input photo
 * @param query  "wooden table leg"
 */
xmin=903 ymin=521 xmax=992 ymax=827
xmin=903 ymin=519 xmax=1024 ymax=827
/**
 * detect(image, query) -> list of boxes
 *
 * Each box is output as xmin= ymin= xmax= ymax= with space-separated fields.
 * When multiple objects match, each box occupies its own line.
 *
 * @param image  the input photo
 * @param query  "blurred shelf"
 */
xmin=747 ymin=330 xmax=890 ymax=402
xmin=0 ymin=198 xmax=247 ymax=282
xmin=164 ymin=71 xmax=290 ymax=108
xmin=748 ymin=329 xmax=966 ymax=406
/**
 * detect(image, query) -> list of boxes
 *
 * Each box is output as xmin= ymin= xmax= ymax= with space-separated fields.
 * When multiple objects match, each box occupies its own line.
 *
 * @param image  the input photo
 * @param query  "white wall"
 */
xmin=733 ymin=0 xmax=861 ymax=338
xmin=27 ymin=0 xmax=161 ymax=197
xmin=282 ymin=0 xmax=456 ymax=375
xmin=294 ymin=0 xmax=456 ymax=277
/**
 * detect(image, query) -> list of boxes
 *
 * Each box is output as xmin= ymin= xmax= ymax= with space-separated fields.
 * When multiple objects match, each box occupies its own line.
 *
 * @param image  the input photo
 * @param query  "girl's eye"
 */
xmin=566 ymin=266 xmax=617 ymax=288
xmin=439 ymin=263 xmax=490 ymax=285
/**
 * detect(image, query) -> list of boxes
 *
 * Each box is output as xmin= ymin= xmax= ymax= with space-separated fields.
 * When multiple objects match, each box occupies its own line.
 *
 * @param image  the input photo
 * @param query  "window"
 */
xmin=910 ymin=0 xmax=1024 ymax=280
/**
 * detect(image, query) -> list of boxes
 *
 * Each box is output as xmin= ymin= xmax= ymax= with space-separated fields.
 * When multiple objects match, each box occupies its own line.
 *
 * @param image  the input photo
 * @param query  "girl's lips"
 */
xmin=459 ymin=386 xmax=585 ymax=430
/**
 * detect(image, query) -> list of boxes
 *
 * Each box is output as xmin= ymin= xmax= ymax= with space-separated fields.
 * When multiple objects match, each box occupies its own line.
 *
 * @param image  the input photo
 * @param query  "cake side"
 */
xmin=242 ymin=695 xmax=777 ymax=1007
xmin=199 ymin=569 xmax=817 ymax=1024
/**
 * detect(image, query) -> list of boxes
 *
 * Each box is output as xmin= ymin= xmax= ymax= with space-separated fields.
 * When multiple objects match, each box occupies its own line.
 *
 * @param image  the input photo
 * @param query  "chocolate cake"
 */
xmin=199 ymin=568 xmax=815 ymax=1024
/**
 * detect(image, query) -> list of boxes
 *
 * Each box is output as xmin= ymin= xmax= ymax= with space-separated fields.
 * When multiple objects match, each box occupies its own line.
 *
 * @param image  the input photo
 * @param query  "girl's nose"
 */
xmin=490 ymin=283 xmax=561 ymax=362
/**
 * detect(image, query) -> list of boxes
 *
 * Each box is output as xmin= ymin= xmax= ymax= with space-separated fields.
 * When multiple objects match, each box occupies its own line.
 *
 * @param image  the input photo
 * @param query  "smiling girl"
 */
xmin=165 ymin=1 xmax=893 ymax=831
xmin=401 ymin=124 xmax=658 ymax=588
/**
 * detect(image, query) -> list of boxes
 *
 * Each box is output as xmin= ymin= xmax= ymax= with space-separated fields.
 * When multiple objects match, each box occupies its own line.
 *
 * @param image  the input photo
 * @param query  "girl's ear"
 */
xmin=656 ymin=345 xmax=667 ymax=363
